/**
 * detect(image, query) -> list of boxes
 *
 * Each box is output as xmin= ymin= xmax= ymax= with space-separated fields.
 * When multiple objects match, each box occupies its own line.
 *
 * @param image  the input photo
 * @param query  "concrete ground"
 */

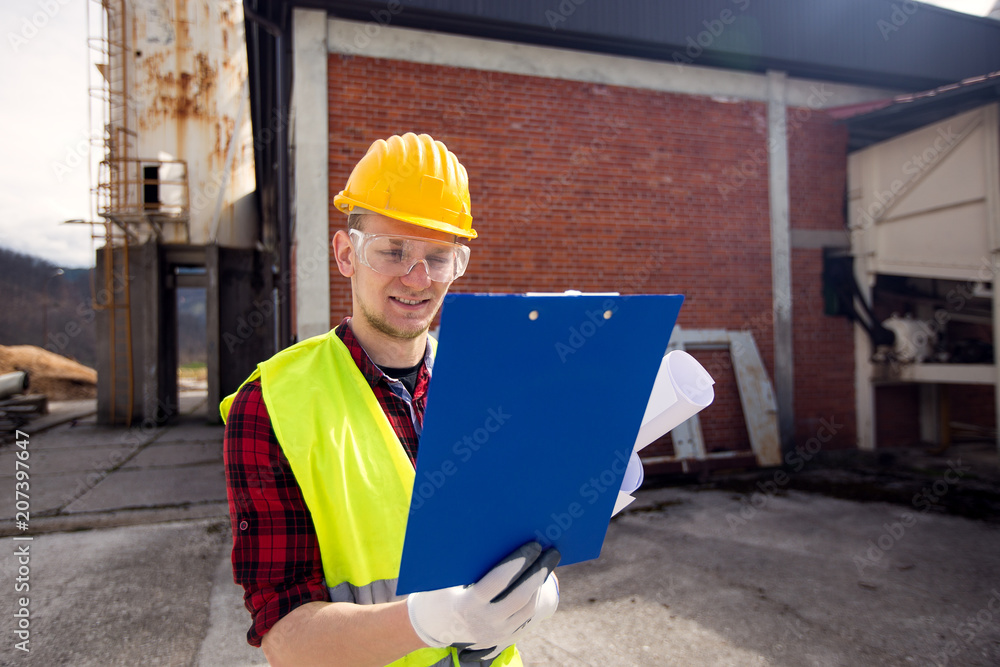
xmin=1 ymin=395 xmax=999 ymax=666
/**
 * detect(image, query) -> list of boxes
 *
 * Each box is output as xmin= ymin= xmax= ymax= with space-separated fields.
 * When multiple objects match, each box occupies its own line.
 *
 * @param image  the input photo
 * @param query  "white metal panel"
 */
xmin=888 ymin=129 xmax=986 ymax=219
xmin=874 ymin=201 xmax=990 ymax=278
xmin=849 ymin=104 xmax=998 ymax=281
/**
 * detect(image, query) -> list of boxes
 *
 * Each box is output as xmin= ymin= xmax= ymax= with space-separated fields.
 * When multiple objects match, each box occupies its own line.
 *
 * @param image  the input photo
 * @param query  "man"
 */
xmin=222 ymin=133 xmax=559 ymax=667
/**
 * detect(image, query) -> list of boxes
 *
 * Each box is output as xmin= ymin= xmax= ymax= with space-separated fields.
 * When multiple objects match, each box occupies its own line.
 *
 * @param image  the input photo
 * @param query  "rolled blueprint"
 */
xmin=612 ymin=450 xmax=646 ymax=516
xmin=632 ymin=350 xmax=715 ymax=453
xmin=621 ymin=449 xmax=645 ymax=494
xmin=613 ymin=350 xmax=715 ymax=518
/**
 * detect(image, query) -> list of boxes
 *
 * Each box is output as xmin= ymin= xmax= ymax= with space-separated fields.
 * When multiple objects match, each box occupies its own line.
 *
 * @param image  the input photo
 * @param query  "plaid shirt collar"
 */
xmin=334 ymin=317 xmax=433 ymax=392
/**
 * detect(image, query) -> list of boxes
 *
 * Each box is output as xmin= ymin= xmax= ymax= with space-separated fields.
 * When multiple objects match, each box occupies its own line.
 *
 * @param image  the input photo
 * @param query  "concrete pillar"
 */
xmin=767 ymin=70 xmax=795 ymax=452
xmin=94 ymin=241 xmax=169 ymax=426
xmin=292 ymin=8 xmax=330 ymax=340
xmin=993 ymin=251 xmax=1000 ymax=453
xmin=848 ymin=146 xmax=877 ymax=451
xmin=987 ymin=106 xmax=1000 ymax=453
xmin=919 ymin=384 xmax=941 ymax=445
xmin=854 ymin=327 xmax=876 ymax=450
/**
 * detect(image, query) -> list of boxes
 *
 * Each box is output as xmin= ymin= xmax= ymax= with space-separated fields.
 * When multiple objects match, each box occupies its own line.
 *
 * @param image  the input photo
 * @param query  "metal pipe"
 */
xmin=275 ymin=28 xmax=292 ymax=349
xmin=243 ymin=3 xmax=281 ymax=36
xmin=0 ymin=372 xmax=29 ymax=400
xmin=244 ymin=1 xmax=292 ymax=349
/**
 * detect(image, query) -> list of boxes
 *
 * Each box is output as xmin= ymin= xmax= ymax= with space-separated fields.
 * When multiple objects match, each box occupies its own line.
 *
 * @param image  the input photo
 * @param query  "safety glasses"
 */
xmin=348 ymin=228 xmax=471 ymax=283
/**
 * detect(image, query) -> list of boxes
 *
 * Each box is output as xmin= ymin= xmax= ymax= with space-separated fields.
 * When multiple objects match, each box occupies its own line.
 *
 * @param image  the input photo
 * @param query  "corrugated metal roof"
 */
xmin=304 ymin=0 xmax=1000 ymax=90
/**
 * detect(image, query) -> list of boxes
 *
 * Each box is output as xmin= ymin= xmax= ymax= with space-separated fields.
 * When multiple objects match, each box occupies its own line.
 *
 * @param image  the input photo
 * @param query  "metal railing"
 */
xmin=95 ymin=157 xmax=190 ymax=240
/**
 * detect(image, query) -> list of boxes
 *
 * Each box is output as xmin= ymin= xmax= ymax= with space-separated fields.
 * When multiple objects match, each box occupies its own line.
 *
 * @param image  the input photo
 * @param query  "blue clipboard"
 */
xmin=396 ymin=292 xmax=684 ymax=594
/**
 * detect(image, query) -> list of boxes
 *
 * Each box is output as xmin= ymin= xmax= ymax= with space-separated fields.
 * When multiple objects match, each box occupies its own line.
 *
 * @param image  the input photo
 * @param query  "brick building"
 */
xmin=240 ymin=0 xmax=1000 ymax=463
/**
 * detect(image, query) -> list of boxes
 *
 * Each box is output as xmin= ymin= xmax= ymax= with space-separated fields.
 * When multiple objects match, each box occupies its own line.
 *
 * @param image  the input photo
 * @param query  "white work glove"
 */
xmin=457 ymin=571 xmax=559 ymax=662
xmin=406 ymin=541 xmax=561 ymax=652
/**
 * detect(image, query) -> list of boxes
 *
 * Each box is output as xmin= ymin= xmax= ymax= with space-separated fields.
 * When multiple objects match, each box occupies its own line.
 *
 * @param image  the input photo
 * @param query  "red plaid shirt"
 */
xmin=222 ymin=318 xmax=431 ymax=647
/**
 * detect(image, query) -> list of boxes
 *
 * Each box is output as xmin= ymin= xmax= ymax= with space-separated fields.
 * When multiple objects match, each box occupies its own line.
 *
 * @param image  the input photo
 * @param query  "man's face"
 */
xmin=347 ymin=214 xmax=457 ymax=342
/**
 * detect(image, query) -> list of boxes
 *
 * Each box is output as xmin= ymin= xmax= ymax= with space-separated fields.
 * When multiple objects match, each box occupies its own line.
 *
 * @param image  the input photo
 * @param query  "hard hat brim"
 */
xmin=334 ymin=192 xmax=478 ymax=240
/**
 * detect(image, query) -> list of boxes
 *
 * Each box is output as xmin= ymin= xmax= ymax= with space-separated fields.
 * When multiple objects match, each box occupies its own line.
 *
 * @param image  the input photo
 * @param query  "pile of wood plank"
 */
xmin=0 ymin=393 xmax=47 ymax=433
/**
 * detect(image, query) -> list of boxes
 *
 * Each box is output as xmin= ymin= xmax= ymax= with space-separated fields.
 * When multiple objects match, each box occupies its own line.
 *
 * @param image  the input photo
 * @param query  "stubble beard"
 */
xmin=358 ymin=297 xmax=439 ymax=341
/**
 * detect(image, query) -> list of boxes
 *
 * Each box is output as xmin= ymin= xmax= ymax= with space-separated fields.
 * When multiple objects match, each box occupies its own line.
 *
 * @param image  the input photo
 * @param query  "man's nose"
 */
xmin=400 ymin=258 xmax=433 ymax=288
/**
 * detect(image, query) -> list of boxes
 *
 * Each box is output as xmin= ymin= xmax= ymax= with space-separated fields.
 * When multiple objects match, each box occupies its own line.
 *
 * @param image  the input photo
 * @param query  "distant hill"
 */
xmin=0 ymin=246 xmax=207 ymax=370
xmin=0 ymin=247 xmax=97 ymax=368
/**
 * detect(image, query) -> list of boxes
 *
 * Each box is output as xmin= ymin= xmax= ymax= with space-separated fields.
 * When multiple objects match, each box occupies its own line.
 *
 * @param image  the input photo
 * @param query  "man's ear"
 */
xmin=332 ymin=229 xmax=356 ymax=277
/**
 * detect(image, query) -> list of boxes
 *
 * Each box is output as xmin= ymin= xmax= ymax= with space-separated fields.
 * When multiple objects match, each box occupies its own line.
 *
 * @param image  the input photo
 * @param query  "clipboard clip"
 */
xmin=524 ymin=290 xmax=621 ymax=297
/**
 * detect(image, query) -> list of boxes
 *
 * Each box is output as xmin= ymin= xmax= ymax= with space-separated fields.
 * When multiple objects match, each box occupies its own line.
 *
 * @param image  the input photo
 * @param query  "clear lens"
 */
xmin=349 ymin=229 xmax=470 ymax=282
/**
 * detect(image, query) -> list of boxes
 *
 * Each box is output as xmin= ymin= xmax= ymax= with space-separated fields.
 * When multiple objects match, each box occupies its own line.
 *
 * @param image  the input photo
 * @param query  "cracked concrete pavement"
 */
xmin=1 ymin=394 xmax=999 ymax=666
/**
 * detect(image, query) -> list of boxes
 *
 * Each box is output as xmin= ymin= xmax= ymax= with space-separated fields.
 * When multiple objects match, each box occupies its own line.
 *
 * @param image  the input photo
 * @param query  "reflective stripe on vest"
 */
xmin=221 ymin=329 xmax=522 ymax=667
xmin=328 ymin=578 xmax=401 ymax=605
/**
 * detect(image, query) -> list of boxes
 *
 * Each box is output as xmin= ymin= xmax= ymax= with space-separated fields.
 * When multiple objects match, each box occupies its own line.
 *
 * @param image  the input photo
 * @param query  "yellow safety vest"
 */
xmin=221 ymin=328 xmax=522 ymax=667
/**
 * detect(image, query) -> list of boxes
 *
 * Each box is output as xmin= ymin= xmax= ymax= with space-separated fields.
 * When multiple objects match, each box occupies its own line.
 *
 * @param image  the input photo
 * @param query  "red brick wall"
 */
xmin=875 ymin=384 xmax=995 ymax=447
xmin=876 ymin=385 xmax=922 ymax=447
xmin=787 ymin=110 xmax=856 ymax=449
xmin=949 ymin=385 xmax=996 ymax=437
xmin=687 ymin=349 xmax=751 ymax=454
xmin=325 ymin=54 xmax=856 ymax=453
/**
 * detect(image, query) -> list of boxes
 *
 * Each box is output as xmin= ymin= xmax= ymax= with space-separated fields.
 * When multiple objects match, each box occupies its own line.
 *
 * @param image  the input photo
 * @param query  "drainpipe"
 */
xmin=245 ymin=2 xmax=293 ymax=350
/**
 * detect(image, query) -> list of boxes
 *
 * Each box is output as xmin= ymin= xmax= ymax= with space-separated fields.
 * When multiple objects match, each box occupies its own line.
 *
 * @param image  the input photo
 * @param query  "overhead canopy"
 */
xmin=836 ymin=70 xmax=1000 ymax=151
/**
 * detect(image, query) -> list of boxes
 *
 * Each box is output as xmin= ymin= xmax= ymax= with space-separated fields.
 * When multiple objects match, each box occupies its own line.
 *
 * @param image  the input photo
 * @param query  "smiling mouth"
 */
xmin=391 ymin=296 xmax=426 ymax=306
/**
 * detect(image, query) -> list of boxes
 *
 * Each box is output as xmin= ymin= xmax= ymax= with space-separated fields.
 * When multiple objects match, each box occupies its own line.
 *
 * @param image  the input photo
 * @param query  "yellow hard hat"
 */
xmin=333 ymin=133 xmax=477 ymax=239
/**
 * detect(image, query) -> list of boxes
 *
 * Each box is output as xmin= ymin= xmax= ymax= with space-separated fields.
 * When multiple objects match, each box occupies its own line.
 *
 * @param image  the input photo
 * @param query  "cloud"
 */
xmin=0 ymin=0 xmax=994 ymax=269
xmin=1 ymin=0 xmax=93 ymax=267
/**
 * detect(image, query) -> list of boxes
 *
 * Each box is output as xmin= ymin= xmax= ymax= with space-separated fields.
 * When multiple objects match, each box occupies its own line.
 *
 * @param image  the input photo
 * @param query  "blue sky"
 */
xmin=0 ymin=0 xmax=995 ymax=268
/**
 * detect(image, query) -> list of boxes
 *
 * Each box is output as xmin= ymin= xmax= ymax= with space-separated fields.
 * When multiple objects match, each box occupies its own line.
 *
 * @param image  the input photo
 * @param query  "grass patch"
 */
xmin=178 ymin=361 xmax=208 ymax=382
